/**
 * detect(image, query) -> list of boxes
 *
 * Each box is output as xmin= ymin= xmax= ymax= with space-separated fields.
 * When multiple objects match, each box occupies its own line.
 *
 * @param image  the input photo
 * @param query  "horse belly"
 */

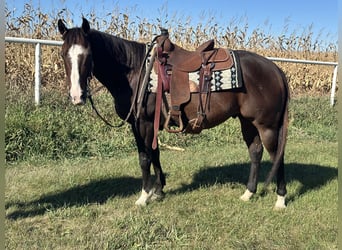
xmin=183 ymin=92 xmax=239 ymax=129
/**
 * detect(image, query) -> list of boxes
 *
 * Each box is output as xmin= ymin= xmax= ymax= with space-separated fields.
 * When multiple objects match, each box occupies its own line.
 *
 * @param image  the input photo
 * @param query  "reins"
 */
xmin=88 ymin=94 xmax=125 ymax=128
xmin=135 ymin=36 xmax=159 ymax=118
xmin=86 ymin=35 xmax=160 ymax=128
xmin=86 ymin=76 xmax=126 ymax=128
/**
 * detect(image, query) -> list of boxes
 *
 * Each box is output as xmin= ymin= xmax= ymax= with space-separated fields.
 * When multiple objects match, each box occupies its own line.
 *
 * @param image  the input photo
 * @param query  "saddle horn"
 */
xmin=159 ymin=27 xmax=169 ymax=37
xmin=157 ymin=28 xmax=174 ymax=52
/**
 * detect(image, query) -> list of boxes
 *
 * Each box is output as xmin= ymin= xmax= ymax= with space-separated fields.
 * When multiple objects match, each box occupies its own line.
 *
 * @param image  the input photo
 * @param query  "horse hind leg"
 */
xmin=258 ymin=127 xmax=287 ymax=209
xmin=239 ymin=117 xmax=287 ymax=209
xmin=239 ymin=116 xmax=263 ymax=202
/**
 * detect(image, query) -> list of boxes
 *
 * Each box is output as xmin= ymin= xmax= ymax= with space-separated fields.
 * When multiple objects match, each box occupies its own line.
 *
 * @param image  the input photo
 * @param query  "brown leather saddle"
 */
xmin=154 ymin=29 xmax=234 ymax=133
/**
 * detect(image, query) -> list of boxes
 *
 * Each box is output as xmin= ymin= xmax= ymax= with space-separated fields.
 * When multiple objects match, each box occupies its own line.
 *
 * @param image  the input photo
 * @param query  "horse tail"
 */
xmin=264 ymin=67 xmax=289 ymax=187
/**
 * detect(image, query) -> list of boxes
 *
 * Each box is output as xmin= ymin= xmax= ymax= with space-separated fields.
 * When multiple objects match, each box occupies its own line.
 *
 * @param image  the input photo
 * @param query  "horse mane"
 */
xmin=82 ymin=28 xmax=147 ymax=113
xmin=88 ymin=29 xmax=146 ymax=76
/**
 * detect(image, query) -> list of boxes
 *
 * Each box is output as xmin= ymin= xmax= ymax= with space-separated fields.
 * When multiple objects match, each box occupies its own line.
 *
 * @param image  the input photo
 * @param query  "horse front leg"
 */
xmin=150 ymin=147 xmax=166 ymax=200
xmin=132 ymin=121 xmax=165 ymax=206
xmin=134 ymin=150 xmax=153 ymax=206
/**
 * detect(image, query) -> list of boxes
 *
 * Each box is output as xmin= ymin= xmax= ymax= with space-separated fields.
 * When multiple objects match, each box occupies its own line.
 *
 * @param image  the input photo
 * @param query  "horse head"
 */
xmin=58 ymin=18 xmax=93 ymax=105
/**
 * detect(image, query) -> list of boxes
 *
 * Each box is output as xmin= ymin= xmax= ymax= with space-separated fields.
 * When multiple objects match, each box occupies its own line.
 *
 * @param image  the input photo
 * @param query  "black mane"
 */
xmin=62 ymin=27 xmax=88 ymax=47
xmin=88 ymin=29 xmax=146 ymax=87
xmin=79 ymin=29 xmax=147 ymax=119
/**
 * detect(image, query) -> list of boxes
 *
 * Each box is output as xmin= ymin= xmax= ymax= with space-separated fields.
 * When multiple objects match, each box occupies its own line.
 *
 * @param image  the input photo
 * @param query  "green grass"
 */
xmin=5 ymin=95 xmax=337 ymax=249
xmin=5 ymin=92 xmax=136 ymax=162
xmin=5 ymin=92 xmax=337 ymax=162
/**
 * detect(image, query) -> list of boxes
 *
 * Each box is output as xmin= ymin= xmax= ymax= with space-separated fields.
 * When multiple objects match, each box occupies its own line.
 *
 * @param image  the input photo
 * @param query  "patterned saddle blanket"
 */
xmin=147 ymin=49 xmax=242 ymax=93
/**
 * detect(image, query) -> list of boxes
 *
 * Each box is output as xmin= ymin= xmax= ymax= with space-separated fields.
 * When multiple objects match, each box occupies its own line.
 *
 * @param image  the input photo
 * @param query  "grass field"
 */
xmin=5 ymin=95 xmax=338 ymax=249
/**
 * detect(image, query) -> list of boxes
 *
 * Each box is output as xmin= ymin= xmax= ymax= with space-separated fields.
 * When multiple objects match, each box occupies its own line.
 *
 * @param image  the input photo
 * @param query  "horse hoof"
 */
xmin=240 ymin=189 xmax=254 ymax=201
xmin=135 ymin=199 xmax=148 ymax=206
xmin=150 ymin=191 xmax=165 ymax=201
xmin=135 ymin=189 xmax=154 ymax=206
xmin=273 ymin=195 xmax=286 ymax=210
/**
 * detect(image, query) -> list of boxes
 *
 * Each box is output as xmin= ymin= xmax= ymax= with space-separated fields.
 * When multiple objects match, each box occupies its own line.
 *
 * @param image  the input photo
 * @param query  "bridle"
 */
xmin=85 ymin=69 xmax=127 ymax=128
xmin=84 ymin=37 xmax=158 ymax=128
xmin=62 ymin=44 xmax=124 ymax=128
xmin=78 ymin=31 xmax=169 ymax=129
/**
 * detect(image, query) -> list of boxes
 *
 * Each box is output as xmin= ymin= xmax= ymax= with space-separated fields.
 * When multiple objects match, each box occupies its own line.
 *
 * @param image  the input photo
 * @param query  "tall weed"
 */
xmin=5 ymin=2 xmax=338 ymax=98
xmin=5 ymin=93 xmax=337 ymax=163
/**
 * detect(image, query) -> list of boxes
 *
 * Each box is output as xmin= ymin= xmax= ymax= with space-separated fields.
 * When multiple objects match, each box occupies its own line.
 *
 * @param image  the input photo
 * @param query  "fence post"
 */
xmin=4 ymin=37 xmax=338 ymax=106
xmin=330 ymin=65 xmax=338 ymax=106
xmin=34 ymin=42 xmax=41 ymax=105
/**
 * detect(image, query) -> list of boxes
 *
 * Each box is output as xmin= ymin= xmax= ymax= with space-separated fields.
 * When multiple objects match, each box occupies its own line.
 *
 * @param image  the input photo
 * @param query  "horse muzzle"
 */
xmin=70 ymin=93 xmax=87 ymax=105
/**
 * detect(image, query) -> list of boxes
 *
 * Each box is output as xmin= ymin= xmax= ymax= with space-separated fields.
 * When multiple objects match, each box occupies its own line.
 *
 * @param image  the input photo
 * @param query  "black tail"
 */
xmin=264 ymin=68 xmax=289 ymax=186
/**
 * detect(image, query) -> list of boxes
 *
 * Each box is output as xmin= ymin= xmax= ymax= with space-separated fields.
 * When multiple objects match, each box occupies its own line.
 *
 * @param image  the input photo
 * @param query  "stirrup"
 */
xmin=164 ymin=111 xmax=184 ymax=133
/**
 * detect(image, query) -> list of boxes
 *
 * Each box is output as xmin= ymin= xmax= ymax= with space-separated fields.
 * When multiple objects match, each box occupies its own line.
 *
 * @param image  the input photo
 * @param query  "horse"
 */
xmin=57 ymin=18 xmax=289 ymax=209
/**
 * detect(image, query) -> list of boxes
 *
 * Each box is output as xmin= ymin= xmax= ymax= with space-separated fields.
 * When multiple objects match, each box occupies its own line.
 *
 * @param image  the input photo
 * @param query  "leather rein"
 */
xmin=87 ymin=32 xmax=173 ymax=150
xmin=86 ymin=75 xmax=125 ymax=128
xmin=86 ymin=35 xmax=161 ymax=129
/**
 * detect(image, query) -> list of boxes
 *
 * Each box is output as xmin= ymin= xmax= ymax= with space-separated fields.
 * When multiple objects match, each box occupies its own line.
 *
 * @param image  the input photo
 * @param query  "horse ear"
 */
xmin=82 ymin=17 xmax=90 ymax=34
xmin=58 ymin=19 xmax=68 ymax=37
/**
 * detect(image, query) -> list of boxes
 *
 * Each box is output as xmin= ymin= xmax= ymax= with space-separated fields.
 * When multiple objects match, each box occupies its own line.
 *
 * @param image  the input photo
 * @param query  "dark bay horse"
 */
xmin=58 ymin=18 xmax=289 ymax=209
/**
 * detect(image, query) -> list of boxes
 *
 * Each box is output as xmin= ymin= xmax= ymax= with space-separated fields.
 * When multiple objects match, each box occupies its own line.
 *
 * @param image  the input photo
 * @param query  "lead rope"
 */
xmin=86 ymin=36 xmax=159 ymax=128
xmin=87 ymin=75 xmax=126 ymax=128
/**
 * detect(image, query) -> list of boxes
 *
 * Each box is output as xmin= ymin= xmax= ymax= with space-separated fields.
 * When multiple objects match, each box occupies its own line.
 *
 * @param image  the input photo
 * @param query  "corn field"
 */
xmin=5 ymin=3 xmax=338 ymax=100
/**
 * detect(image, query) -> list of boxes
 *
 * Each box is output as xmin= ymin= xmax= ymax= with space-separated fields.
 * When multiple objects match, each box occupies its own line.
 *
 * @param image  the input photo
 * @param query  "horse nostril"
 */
xmin=69 ymin=88 xmax=87 ymax=105
xmin=70 ymin=95 xmax=76 ymax=103
xmin=70 ymin=95 xmax=85 ymax=105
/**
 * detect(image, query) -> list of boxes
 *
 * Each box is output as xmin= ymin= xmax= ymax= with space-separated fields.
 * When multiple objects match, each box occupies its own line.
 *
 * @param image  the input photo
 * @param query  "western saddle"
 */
xmin=153 ymin=28 xmax=234 ymax=138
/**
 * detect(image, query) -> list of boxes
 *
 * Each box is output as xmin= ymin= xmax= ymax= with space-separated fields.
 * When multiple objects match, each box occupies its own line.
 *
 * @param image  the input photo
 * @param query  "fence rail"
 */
xmin=5 ymin=37 xmax=63 ymax=105
xmin=267 ymin=57 xmax=338 ymax=106
xmin=5 ymin=36 xmax=338 ymax=106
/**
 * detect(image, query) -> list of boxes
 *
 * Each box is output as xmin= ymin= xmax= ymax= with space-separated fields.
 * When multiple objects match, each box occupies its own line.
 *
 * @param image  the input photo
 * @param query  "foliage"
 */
xmin=5 ymin=93 xmax=337 ymax=163
xmin=5 ymin=92 xmax=135 ymax=162
xmin=5 ymin=2 xmax=338 ymax=100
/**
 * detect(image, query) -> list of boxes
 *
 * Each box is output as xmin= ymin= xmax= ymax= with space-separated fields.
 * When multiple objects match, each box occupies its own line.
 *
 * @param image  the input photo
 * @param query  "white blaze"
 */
xmin=68 ymin=44 xmax=88 ymax=104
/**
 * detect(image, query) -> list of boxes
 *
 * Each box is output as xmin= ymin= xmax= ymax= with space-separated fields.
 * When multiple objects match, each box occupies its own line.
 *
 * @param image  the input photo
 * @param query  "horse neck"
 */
xmin=89 ymin=30 xmax=146 ymax=98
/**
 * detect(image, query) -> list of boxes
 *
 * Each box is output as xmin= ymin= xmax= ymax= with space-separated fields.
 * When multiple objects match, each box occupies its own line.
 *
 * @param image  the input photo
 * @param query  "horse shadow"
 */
xmin=6 ymin=162 xmax=337 ymax=220
xmin=168 ymin=162 xmax=337 ymax=202
xmin=6 ymin=176 xmax=141 ymax=220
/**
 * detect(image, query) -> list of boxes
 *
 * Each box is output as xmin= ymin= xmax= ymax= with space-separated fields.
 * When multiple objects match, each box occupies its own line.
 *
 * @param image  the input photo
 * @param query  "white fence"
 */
xmin=5 ymin=37 xmax=338 ymax=106
xmin=5 ymin=37 xmax=63 ymax=105
xmin=267 ymin=57 xmax=338 ymax=106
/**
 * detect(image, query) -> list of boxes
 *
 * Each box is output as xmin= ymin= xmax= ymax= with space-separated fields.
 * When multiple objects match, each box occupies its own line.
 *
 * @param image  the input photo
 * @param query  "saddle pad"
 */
xmin=147 ymin=50 xmax=242 ymax=93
